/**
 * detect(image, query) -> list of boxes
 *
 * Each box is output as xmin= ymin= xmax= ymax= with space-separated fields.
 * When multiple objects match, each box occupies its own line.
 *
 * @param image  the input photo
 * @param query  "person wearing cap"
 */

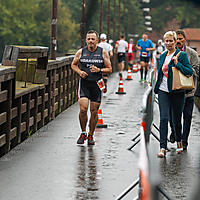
xmin=127 ymin=39 xmax=135 ymax=67
xmin=156 ymin=39 xmax=165 ymax=67
xmin=98 ymin=33 xmax=113 ymax=93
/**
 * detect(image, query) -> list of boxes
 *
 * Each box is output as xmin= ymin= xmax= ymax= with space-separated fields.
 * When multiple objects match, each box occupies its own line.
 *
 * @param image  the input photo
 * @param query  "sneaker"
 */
xmin=157 ymin=148 xmax=166 ymax=158
xmin=139 ymin=79 xmax=143 ymax=83
xmin=88 ymin=135 xmax=95 ymax=145
xmin=77 ymin=133 xmax=87 ymax=144
xmin=169 ymin=133 xmax=175 ymax=143
xmin=144 ymin=79 xmax=147 ymax=83
xmin=176 ymin=141 xmax=183 ymax=153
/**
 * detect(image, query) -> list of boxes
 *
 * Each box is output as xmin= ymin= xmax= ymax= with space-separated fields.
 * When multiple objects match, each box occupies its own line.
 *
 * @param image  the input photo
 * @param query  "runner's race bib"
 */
xmin=142 ymin=52 xmax=147 ymax=57
xmin=97 ymin=78 xmax=105 ymax=91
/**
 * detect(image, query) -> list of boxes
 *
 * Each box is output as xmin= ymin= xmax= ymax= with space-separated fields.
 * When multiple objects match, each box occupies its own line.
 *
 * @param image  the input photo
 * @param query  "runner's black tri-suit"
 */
xmin=79 ymin=46 xmax=104 ymax=102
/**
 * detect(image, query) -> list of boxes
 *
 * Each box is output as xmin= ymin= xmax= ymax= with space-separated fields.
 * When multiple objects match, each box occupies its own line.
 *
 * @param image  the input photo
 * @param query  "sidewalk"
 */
xmin=0 ymin=70 xmax=199 ymax=200
xmin=0 ymin=71 xmax=147 ymax=200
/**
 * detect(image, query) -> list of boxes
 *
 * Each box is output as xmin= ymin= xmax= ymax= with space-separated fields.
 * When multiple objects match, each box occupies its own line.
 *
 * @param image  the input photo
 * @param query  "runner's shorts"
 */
xmin=79 ymin=79 xmax=101 ymax=103
xmin=127 ymin=53 xmax=134 ymax=61
xmin=117 ymin=53 xmax=126 ymax=63
xmin=140 ymin=56 xmax=150 ymax=63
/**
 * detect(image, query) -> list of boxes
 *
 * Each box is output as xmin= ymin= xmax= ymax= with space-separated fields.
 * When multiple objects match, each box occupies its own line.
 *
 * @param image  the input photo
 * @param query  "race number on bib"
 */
xmin=142 ymin=52 xmax=147 ymax=57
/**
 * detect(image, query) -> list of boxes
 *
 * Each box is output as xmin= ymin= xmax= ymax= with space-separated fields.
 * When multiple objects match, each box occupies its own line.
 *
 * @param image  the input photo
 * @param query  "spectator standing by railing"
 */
xmin=154 ymin=31 xmax=193 ymax=158
xmin=169 ymin=29 xmax=199 ymax=151
xmin=156 ymin=39 xmax=165 ymax=67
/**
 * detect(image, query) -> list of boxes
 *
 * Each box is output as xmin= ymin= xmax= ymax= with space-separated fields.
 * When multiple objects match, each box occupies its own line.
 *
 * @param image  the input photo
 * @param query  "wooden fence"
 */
xmin=0 ymin=46 xmax=79 ymax=157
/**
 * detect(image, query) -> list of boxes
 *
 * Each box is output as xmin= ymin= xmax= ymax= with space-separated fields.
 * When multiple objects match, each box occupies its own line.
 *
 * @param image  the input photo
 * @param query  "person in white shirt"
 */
xmin=115 ymin=35 xmax=128 ymax=77
xmin=98 ymin=33 xmax=113 ymax=93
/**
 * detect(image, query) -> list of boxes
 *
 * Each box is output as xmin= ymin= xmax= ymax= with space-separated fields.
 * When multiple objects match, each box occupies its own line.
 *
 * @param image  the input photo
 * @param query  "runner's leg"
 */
xmin=78 ymin=97 xmax=89 ymax=132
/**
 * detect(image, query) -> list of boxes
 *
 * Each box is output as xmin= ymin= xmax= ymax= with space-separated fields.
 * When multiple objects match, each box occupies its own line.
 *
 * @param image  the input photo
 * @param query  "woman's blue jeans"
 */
xmin=158 ymin=90 xmax=185 ymax=149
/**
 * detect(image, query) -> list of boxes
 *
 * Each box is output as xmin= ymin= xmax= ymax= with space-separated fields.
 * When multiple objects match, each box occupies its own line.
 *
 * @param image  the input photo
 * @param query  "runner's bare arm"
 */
xmin=136 ymin=45 xmax=142 ymax=50
xmin=102 ymin=49 xmax=112 ymax=74
xmin=71 ymin=49 xmax=88 ymax=78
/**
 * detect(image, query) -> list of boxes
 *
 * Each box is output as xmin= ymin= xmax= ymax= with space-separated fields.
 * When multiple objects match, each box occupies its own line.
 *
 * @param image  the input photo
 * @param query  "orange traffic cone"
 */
xmin=116 ymin=75 xmax=126 ymax=94
xmin=132 ymin=64 xmax=138 ymax=73
xmin=96 ymin=109 xmax=107 ymax=128
xmin=126 ymin=67 xmax=133 ymax=80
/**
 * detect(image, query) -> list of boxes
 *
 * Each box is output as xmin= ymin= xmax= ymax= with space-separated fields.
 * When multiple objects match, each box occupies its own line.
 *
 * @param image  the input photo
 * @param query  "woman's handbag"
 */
xmin=172 ymin=67 xmax=194 ymax=90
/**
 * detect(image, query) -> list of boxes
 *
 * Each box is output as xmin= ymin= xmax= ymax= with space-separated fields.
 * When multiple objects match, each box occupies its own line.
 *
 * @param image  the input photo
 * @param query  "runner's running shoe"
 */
xmin=88 ymin=135 xmax=95 ymax=145
xmin=77 ymin=133 xmax=87 ymax=144
xmin=139 ymin=79 xmax=143 ymax=83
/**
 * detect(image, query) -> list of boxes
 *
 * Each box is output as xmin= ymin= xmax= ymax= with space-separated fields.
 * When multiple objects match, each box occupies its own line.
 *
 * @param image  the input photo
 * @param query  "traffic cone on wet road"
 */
xmin=96 ymin=109 xmax=107 ymax=128
xmin=126 ymin=67 xmax=133 ymax=80
xmin=116 ymin=75 xmax=126 ymax=94
xmin=132 ymin=63 xmax=138 ymax=73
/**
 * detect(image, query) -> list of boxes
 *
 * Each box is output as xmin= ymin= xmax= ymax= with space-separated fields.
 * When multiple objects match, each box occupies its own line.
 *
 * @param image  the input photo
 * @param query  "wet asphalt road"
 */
xmin=0 ymin=71 xmax=199 ymax=200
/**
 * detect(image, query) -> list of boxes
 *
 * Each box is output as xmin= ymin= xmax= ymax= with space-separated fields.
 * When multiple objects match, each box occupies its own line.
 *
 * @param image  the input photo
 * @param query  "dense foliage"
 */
xmin=150 ymin=0 xmax=200 ymax=34
xmin=0 ymin=0 xmax=199 ymax=59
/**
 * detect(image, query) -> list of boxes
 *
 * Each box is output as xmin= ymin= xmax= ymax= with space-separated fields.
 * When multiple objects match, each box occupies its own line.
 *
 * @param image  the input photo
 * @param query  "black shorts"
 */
xmin=140 ymin=56 xmax=150 ymax=63
xmin=117 ymin=53 xmax=126 ymax=63
xmin=79 ymin=79 xmax=101 ymax=103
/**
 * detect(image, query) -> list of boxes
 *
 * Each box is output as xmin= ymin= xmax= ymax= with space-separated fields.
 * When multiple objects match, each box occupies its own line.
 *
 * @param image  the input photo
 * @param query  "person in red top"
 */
xmin=126 ymin=38 xmax=135 ymax=67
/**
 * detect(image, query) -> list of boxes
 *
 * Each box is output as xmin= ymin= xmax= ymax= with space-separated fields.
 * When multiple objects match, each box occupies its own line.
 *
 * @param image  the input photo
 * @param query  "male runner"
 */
xmin=115 ymin=35 xmax=128 ymax=77
xmin=136 ymin=33 xmax=155 ymax=82
xmin=127 ymin=38 xmax=135 ymax=67
xmin=98 ymin=33 xmax=113 ymax=93
xmin=71 ymin=30 xmax=112 ymax=145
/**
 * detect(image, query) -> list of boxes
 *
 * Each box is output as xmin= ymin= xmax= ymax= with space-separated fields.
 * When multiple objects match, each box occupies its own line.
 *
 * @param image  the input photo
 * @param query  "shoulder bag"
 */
xmin=172 ymin=52 xmax=194 ymax=90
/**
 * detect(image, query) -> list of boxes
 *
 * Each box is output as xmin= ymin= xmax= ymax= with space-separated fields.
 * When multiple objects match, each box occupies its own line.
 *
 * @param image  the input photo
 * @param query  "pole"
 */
xmin=123 ymin=1 xmax=126 ymax=36
xmin=118 ymin=0 xmax=121 ymax=38
xmin=99 ymin=0 xmax=103 ymax=35
xmin=113 ymin=0 xmax=116 ymax=43
xmin=107 ymin=0 xmax=111 ymax=42
xmin=51 ymin=0 xmax=58 ymax=60
xmin=81 ymin=0 xmax=86 ymax=48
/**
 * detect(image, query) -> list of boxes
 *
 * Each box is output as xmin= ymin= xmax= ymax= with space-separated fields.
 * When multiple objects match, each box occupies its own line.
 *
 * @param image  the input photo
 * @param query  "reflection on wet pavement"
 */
xmin=75 ymin=146 xmax=99 ymax=200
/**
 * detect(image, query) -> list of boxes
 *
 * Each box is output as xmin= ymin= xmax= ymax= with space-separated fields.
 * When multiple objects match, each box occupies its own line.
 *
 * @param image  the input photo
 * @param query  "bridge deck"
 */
xmin=0 ymin=71 xmax=199 ymax=200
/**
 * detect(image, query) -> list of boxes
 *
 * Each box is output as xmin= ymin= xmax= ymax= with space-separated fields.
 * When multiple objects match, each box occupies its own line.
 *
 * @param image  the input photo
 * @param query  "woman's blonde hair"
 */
xmin=163 ymin=31 xmax=177 ymax=41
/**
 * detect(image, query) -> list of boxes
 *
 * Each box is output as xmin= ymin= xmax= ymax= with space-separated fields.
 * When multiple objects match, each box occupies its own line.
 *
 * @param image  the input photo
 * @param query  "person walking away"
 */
xmin=71 ymin=30 xmax=112 ymax=145
xmin=169 ymin=30 xmax=199 ymax=151
xmin=127 ymin=38 xmax=135 ymax=67
xmin=115 ymin=35 xmax=128 ymax=78
xmin=98 ymin=33 xmax=113 ymax=93
xmin=156 ymin=39 xmax=165 ymax=67
xmin=154 ymin=31 xmax=193 ymax=158
xmin=136 ymin=33 xmax=155 ymax=83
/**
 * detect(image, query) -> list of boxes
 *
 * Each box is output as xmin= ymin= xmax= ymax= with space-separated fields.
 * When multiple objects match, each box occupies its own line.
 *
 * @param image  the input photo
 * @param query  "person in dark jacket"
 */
xmin=169 ymin=30 xmax=199 ymax=151
xmin=154 ymin=31 xmax=193 ymax=158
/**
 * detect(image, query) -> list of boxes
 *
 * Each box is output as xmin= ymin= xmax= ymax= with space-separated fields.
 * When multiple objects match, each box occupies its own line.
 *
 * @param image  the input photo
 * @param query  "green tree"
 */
xmin=0 ymin=0 xmax=80 ymax=59
xmin=150 ymin=0 xmax=200 ymax=34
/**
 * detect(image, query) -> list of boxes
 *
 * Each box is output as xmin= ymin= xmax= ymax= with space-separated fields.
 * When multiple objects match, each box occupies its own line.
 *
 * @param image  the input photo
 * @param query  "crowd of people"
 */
xmin=71 ymin=29 xmax=200 ymax=158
